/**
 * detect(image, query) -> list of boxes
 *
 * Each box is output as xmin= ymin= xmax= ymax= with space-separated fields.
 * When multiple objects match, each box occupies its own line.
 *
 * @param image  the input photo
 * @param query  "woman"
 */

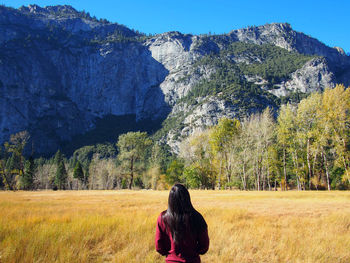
xmin=155 ymin=184 xmax=209 ymax=263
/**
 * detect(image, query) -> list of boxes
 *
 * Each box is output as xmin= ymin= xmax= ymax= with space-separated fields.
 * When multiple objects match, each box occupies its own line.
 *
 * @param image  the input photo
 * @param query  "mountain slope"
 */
xmin=0 ymin=5 xmax=349 ymax=155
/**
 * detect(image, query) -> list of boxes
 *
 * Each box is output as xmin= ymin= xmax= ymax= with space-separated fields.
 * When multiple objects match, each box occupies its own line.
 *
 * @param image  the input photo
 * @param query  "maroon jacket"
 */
xmin=155 ymin=211 xmax=209 ymax=263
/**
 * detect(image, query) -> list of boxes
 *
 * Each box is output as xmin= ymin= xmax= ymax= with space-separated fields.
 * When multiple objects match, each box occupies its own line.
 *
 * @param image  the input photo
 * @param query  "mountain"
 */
xmin=0 ymin=5 xmax=349 ymax=155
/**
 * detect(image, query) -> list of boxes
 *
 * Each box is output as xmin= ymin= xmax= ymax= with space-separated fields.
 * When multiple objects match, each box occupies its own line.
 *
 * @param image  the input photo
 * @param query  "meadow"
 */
xmin=0 ymin=190 xmax=350 ymax=263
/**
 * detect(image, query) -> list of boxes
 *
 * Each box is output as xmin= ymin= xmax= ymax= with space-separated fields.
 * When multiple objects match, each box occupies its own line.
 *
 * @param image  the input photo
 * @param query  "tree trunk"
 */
xmin=306 ymin=138 xmax=312 ymax=190
xmin=224 ymin=153 xmax=230 ymax=186
xmin=323 ymin=152 xmax=331 ymax=191
xmin=311 ymin=152 xmax=318 ymax=190
xmin=267 ymin=165 xmax=271 ymax=191
xmin=218 ymin=158 xmax=222 ymax=189
xmin=283 ymin=147 xmax=287 ymax=191
xmin=301 ymin=163 xmax=306 ymax=190
xmin=2 ymin=173 xmax=14 ymax=191
xmin=257 ymin=156 xmax=262 ymax=191
xmin=242 ymin=161 xmax=247 ymax=190
xmin=262 ymin=164 xmax=265 ymax=191
xmin=264 ymin=149 xmax=271 ymax=191
xmin=292 ymin=151 xmax=301 ymax=191
xmin=255 ymin=159 xmax=260 ymax=191
xmin=129 ymin=157 xmax=134 ymax=190
xmin=342 ymin=156 xmax=350 ymax=185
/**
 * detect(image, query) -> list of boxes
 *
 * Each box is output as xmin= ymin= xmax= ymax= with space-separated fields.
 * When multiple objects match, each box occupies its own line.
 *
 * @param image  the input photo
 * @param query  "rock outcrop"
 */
xmin=269 ymin=57 xmax=335 ymax=97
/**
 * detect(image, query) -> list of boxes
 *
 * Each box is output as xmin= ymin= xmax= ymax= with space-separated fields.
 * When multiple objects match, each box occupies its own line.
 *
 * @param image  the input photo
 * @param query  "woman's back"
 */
xmin=155 ymin=184 xmax=209 ymax=263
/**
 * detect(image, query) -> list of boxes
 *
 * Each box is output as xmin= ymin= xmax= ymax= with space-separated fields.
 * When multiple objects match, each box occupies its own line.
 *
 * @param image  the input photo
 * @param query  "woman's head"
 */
xmin=167 ymin=184 xmax=194 ymax=215
xmin=163 ymin=184 xmax=206 ymax=244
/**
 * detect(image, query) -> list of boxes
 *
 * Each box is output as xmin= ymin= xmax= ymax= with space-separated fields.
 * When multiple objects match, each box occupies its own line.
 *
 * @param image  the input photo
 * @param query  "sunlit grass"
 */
xmin=1 ymin=190 xmax=350 ymax=262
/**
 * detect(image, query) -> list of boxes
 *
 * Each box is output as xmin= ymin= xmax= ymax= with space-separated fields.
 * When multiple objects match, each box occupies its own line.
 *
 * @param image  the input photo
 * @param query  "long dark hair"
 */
xmin=162 ymin=184 xmax=207 ymax=244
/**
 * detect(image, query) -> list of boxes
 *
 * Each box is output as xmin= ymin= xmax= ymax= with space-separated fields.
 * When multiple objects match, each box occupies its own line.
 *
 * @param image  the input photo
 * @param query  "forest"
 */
xmin=0 ymin=84 xmax=349 ymax=191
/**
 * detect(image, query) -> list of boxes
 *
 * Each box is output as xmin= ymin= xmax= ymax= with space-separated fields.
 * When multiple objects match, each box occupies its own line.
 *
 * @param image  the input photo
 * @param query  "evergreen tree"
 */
xmin=55 ymin=161 xmax=67 ymax=190
xmin=54 ymin=150 xmax=63 ymax=165
xmin=73 ymin=161 xmax=85 ymax=188
xmin=3 ymin=153 xmax=17 ymax=190
xmin=54 ymin=150 xmax=67 ymax=190
xmin=20 ymin=157 xmax=35 ymax=190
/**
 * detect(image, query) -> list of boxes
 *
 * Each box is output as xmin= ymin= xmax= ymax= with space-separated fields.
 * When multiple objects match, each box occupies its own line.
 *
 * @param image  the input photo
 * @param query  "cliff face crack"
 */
xmin=9 ymin=102 xmax=27 ymax=120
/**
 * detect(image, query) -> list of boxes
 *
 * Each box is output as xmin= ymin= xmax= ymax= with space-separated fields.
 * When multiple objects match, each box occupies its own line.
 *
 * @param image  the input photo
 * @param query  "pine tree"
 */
xmin=54 ymin=150 xmax=63 ymax=165
xmin=54 ymin=150 xmax=67 ymax=190
xmin=55 ymin=161 xmax=67 ymax=190
xmin=20 ymin=157 xmax=35 ymax=190
xmin=73 ymin=161 xmax=85 ymax=188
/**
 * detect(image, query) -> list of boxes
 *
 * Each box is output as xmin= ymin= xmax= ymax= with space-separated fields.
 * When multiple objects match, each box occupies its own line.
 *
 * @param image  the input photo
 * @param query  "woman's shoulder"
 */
xmin=157 ymin=210 xmax=167 ymax=223
xmin=157 ymin=210 xmax=168 ymax=231
xmin=159 ymin=210 xmax=167 ymax=218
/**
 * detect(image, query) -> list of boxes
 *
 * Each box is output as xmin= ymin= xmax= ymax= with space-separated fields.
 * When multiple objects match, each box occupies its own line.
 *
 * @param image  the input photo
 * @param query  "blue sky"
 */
xmin=2 ymin=0 xmax=350 ymax=53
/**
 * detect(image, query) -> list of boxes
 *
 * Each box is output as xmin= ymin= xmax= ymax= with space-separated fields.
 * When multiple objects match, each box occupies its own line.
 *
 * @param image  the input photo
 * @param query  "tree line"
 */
xmin=1 ymin=85 xmax=349 ymax=191
xmin=178 ymin=84 xmax=350 ymax=190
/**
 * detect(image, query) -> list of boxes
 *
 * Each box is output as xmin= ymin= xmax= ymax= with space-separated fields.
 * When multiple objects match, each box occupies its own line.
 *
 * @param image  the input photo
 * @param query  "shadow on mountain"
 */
xmin=27 ymin=40 xmax=171 ymax=157
xmin=60 ymin=114 xmax=164 ymax=156
xmin=0 ymin=34 xmax=170 ymax=157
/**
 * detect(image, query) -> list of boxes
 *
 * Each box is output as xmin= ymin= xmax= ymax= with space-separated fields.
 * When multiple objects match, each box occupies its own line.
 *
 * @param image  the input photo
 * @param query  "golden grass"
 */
xmin=1 ymin=190 xmax=349 ymax=263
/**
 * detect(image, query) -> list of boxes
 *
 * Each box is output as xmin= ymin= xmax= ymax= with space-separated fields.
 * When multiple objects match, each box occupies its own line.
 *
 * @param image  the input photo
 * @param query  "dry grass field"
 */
xmin=1 ymin=190 xmax=350 ymax=263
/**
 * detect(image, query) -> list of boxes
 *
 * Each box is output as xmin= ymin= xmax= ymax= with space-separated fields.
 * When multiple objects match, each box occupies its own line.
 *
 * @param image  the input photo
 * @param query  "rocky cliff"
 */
xmin=0 ymin=5 xmax=349 ymax=155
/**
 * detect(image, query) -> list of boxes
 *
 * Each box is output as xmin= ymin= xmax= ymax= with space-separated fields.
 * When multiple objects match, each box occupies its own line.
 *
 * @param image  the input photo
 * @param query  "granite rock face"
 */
xmin=0 ymin=5 xmax=170 ymax=154
xmin=165 ymin=97 xmax=239 ymax=153
xmin=268 ymin=57 xmax=335 ymax=97
xmin=145 ymin=32 xmax=214 ymax=105
xmin=0 ymin=5 xmax=349 ymax=155
xmin=228 ymin=23 xmax=349 ymax=66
